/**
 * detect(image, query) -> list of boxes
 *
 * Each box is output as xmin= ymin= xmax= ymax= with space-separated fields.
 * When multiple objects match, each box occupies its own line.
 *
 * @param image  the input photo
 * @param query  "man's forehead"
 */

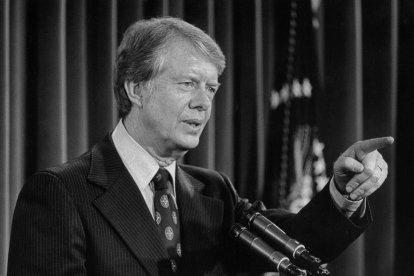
xmin=160 ymin=41 xmax=218 ymax=78
xmin=164 ymin=41 xmax=215 ymax=66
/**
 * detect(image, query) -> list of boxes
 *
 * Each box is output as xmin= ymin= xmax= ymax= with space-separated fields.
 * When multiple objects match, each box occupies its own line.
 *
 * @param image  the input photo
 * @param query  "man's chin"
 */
xmin=176 ymin=137 xmax=200 ymax=151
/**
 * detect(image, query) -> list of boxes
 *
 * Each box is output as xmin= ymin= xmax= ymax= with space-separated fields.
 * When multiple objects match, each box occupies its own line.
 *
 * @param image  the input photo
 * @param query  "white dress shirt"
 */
xmin=112 ymin=120 xmax=177 ymax=219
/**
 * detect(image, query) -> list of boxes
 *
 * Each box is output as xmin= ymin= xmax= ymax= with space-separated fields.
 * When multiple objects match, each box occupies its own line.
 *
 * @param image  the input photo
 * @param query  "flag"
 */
xmin=264 ymin=0 xmax=328 ymax=212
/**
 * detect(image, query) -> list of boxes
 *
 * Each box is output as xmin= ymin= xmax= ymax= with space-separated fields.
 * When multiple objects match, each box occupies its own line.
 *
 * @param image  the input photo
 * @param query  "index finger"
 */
xmin=355 ymin=136 xmax=394 ymax=154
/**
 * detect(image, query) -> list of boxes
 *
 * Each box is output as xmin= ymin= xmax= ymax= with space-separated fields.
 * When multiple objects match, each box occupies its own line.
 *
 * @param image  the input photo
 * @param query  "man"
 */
xmin=8 ymin=17 xmax=393 ymax=275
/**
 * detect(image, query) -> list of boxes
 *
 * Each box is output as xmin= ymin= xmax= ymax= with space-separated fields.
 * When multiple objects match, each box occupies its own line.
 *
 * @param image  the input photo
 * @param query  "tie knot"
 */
xmin=153 ymin=168 xmax=170 ymax=191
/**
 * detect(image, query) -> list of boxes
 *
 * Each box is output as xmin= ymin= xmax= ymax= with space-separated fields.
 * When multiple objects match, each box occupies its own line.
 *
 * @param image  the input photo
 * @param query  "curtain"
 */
xmin=319 ymin=1 xmax=398 ymax=275
xmin=0 ymin=0 xmax=409 ymax=275
xmin=395 ymin=0 xmax=414 ymax=274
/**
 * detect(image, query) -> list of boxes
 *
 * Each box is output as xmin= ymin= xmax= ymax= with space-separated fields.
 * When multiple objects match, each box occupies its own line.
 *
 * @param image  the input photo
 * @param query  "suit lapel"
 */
xmin=176 ymin=167 xmax=224 ymax=253
xmin=87 ymin=135 xmax=225 ymax=274
xmin=88 ymin=135 xmax=168 ymax=276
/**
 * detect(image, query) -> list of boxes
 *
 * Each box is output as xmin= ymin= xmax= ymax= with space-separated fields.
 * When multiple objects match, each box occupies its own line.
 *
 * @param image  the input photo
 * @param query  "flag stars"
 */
xmin=270 ymin=78 xmax=313 ymax=110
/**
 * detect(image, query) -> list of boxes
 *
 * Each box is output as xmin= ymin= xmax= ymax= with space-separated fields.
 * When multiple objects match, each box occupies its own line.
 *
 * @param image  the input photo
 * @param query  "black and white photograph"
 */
xmin=1 ymin=0 xmax=412 ymax=275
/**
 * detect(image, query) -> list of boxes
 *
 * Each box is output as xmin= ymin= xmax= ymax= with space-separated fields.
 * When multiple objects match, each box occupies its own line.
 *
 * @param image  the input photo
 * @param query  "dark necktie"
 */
xmin=152 ymin=168 xmax=181 ymax=273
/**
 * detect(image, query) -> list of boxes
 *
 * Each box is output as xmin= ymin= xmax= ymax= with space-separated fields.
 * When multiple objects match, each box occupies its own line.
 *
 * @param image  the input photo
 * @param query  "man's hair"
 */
xmin=114 ymin=17 xmax=226 ymax=118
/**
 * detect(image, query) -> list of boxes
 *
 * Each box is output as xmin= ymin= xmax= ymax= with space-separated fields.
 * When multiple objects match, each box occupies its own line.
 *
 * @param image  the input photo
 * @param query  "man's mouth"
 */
xmin=182 ymin=119 xmax=203 ymax=129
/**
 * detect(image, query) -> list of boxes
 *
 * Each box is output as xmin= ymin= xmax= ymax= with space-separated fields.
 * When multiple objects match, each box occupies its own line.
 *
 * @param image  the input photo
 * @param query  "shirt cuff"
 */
xmin=329 ymin=178 xmax=365 ymax=218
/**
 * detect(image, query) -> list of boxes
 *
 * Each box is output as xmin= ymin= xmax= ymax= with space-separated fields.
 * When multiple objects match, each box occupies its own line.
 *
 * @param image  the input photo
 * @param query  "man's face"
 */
xmin=136 ymin=42 xmax=220 ymax=158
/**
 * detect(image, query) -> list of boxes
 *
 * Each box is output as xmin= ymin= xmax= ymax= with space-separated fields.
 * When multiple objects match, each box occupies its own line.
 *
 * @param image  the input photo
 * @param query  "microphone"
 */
xmin=230 ymin=223 xmax=307 ymax=276
xmin=244 ymin=212 xmax=330 ymax=276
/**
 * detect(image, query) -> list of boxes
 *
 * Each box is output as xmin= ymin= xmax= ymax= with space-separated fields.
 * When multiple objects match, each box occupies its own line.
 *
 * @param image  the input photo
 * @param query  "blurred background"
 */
xmin=1 ymin=0 xmax=413 ymax=275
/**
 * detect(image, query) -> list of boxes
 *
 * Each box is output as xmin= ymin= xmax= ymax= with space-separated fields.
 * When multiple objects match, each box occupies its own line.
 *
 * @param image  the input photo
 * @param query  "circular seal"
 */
xmin=160 ymin=195 xmax=169 ymax=208
xmin=176 ymin=243 xmax=182 ymax=257
xmin=165 ymin=227 xmax=174 ymax=240
xmin=155 ymin=173 xmax=162 ymax=182
xmin=155 ymin=212 xmax=161 ymax=225
xmin=172 ymin=211 xmax=178 ymax=224
xmin=170 ymin=259 xmax=177 ymax=272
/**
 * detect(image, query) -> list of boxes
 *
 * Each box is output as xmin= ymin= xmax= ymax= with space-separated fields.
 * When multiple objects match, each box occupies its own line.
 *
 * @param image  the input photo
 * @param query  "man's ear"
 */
xmin=124 ymin=81 xmax=144 ymax=107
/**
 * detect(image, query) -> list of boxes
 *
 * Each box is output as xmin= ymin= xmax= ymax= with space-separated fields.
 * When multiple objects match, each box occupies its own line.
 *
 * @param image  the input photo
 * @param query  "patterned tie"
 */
xmin=152 ymin=168 xmax=181 ymax=273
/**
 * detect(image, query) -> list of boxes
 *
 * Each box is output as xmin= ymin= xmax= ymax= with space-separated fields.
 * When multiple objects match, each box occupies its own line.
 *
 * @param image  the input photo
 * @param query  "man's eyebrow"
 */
xmin=189 ymin=76 xmax=221 ymax=87
xmin=208 ymin=82 xmax=221 ymax=87
xmin=177 ymin=73 xmax=220 ymax=86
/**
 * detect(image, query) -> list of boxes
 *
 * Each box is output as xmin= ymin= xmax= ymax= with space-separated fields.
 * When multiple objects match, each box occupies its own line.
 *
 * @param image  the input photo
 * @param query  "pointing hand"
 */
xmin=333 ymin=137 xmax=394 ymax=201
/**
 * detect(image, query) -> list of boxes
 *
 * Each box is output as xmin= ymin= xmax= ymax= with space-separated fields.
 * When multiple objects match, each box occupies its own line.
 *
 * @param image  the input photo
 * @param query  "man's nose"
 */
xmin=189 ymin=88 xmax=212 ymax=111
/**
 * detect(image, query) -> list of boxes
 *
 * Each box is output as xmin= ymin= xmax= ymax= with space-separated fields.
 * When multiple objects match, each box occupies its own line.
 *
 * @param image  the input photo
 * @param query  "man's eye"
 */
xmin=181 ymin=82 xmax=195 ymax=88
xmin=207 ymin=86 xmax=217 ymax=94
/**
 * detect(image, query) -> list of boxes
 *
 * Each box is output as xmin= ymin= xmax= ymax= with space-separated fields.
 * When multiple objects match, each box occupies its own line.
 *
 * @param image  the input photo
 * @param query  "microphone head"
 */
xmin=229 ymin=223 xmax=244 ymax=238
xmin=314 ymin=267 xmax=330 ymax=275
xmin=283 ymin=264 xmax=308 ymax=276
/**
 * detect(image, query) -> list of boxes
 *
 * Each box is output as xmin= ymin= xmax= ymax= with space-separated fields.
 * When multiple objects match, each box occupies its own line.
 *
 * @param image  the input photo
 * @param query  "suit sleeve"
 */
xmin=219 ymin=172 xmax=372 ymax=264
xmin=273 ymin=184 xmax=372 ymax=262
xmin=8 ymin=172 xmax=87 ymax=276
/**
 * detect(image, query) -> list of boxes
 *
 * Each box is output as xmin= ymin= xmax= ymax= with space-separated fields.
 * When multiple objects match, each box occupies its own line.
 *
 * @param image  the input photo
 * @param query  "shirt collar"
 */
xmin=111 ymin=120 xmax=176 ymax=191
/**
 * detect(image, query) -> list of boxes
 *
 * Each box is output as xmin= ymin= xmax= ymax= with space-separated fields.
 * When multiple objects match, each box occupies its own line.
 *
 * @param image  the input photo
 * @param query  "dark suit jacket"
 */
xmin=8 ymin=135 xmax=372 ymax=275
